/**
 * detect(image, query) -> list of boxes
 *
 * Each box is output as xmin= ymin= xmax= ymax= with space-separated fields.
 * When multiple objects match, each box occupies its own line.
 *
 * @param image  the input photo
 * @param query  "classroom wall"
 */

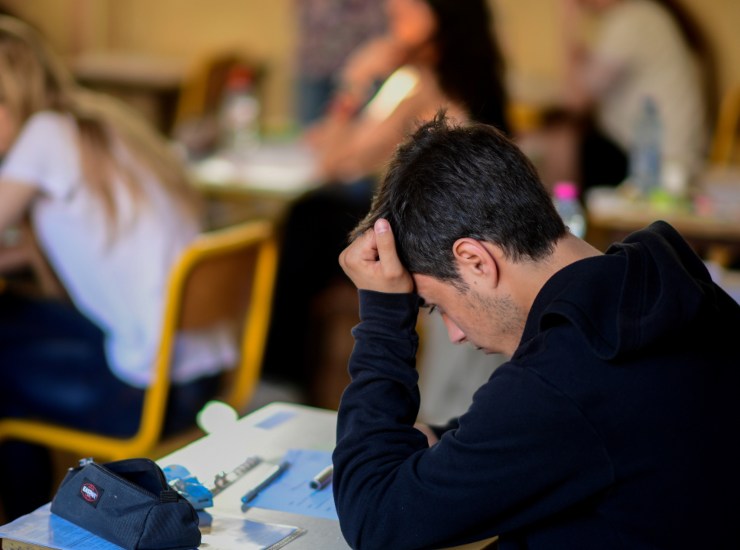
xmin=4 ymin=0 xmax=739 ymax=131
xmin=3 ymin=0 xmax=297 ymax=131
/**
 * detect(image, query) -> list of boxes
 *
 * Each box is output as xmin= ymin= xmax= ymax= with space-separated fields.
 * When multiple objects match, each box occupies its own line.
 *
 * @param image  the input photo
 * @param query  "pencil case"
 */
xmin=50 ymin=457 xmax=201 ymax=550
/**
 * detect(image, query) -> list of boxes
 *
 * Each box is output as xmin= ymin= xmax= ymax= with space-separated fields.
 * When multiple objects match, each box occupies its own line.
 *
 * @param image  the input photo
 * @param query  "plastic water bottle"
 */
xmin=219 ymin=66 xmax=260 ymax=157
xmin=553 ymin=181 xmax=586 ymax=239
xmin=629 ymin=96 xmax=662 ymax=196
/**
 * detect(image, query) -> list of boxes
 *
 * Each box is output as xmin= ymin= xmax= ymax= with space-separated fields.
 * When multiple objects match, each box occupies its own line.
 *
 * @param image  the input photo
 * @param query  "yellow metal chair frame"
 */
xmin=0 ymin=220 xmax=278 ymax=461
xmin=710 ymin=84 xmax=740 ymax=166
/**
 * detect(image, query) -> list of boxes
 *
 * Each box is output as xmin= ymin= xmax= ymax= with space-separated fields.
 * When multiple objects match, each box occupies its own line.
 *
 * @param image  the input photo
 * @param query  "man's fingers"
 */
xmin=339 ymin=226 xmax=376 ymax=270
xmin=339 ymin=219 xmax=413 ymax=293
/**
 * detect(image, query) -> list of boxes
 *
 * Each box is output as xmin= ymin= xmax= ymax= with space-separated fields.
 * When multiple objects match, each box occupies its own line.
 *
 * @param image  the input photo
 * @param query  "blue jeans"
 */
xmin=0 ymin=291 xmax=144 ymax=432
xmin=0 ymin=292 xmax=219 ymax=519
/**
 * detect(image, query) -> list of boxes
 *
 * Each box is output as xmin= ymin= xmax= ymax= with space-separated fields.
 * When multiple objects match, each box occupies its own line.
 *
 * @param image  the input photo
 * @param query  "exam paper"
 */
xmin=245 ymin=449 xmax=338 ymax=521
xmin=0 ymin=504 xmax=121 ymax=550
xmin=200 ymin=516 xmax=304 ymax=549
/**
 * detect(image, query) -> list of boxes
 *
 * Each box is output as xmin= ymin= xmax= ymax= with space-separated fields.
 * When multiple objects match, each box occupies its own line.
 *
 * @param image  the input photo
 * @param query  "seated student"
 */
xmin=535 ymin=0 xmax=711 ymax=192
xmin=334 ymin=113 xmax=740 ymax=549
xmin=262 ymin=0 xmax=509 ymax=396
xmin=0 ymin=17 xmax=231 ymax=518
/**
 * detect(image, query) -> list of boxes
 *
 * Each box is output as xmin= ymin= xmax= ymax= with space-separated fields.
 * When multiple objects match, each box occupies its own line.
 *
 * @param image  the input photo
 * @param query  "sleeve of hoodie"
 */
xmin=333 ymin=290 xmax=614 ymax=549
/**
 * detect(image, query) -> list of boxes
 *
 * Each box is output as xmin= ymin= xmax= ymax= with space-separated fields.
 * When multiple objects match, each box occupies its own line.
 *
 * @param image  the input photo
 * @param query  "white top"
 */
xmin=1 ymin=111 xmax=234 ymax=387
xmin=589 ymin=0 xmax=707 ymax=178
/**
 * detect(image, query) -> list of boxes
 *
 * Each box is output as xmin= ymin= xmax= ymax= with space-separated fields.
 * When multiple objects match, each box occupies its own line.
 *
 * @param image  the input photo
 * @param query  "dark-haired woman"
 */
xmin=262 ymin=0 xmax=510 ymax=398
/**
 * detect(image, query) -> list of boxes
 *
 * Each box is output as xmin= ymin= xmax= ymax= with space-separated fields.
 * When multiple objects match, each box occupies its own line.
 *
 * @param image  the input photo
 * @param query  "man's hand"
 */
xmin=340 ymin=36 xmax=407 ymax=98
xmin=339 ymin=218 xmax=413 ymax=294
xmin=414 ymin=422 xmax=439 ymax=447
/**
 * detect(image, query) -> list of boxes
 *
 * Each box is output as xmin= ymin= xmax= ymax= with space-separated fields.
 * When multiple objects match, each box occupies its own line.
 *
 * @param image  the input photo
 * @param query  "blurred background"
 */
xmin=4 ymin=0 xmax=737 ymax=136
xmin=1 ymin=0 xmax=739 ymax=525
xmin=2 ymin=0 xmax=739 ymax=428
xmin=2 ymin=0 xmax=738 ymax=423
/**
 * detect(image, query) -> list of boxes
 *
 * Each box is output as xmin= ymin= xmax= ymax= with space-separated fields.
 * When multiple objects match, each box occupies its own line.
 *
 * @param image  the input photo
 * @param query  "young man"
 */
xmin=334 ymin=114 xmax=740 ymax=549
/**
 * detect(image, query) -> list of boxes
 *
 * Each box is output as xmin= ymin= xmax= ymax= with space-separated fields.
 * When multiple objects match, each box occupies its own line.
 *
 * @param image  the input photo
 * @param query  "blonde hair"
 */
xmin=0 ymin=16 xmax=201 ymax=228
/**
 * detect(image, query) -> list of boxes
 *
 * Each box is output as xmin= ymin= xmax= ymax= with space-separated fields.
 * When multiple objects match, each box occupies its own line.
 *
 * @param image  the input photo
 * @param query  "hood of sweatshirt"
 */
xmin=520 ymin=221 xmax=736 ymax=361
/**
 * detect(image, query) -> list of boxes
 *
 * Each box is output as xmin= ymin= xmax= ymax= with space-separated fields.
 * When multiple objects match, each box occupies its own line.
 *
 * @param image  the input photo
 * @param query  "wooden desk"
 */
xmin=189 ymin=143 xmax=321 ymax=229
xmin=0 ymin=403 xmax=341 ymax=549
xmin=585 ymin=186 xmax=740 ymax=266
xmin=160 ymin=402 xmax=496 ymax=549
xmin=188 ymin=142 xmax=320 ymax=228
xmin=160 ymin=402 xmax=344 ymax=549
xmin=1 ymin=402 xmax=496 ymax=549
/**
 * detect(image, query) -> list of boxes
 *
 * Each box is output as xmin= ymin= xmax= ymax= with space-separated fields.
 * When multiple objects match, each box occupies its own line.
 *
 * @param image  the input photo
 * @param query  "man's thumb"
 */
xmin=374 ymin=218 xmax=391 ymax=235
xmin=374 ymin=218 xmax=401 ymax=267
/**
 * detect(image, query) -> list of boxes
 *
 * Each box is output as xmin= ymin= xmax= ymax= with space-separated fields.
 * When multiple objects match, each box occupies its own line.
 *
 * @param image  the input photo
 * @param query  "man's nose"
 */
xmin=442 ymin=315 xmax=466 ymax=344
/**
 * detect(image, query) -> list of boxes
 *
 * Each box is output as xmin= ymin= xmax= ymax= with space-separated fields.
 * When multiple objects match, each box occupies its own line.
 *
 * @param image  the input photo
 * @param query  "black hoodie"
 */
xmin=333 ymin=221 xmax=740 ymax=549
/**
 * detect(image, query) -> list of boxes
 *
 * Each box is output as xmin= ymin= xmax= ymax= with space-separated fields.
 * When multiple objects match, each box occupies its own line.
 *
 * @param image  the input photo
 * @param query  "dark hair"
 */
xmin=352 ymin=113 xmax=566 ymax=282
xmin=425 ymin=0 xmax=509 ymax=133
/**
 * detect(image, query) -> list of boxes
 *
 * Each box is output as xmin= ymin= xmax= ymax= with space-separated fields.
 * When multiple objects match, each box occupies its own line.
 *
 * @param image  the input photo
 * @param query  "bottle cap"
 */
xmin=553 ymin=181 xmax=579 ymax=200
xmin=225 ymin=65 xmax=253 ymax=91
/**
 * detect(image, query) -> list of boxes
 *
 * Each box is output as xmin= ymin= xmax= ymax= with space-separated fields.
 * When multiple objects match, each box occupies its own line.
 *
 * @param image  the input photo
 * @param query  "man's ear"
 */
xmin=452 ymin=238 xmax=500 ymax=287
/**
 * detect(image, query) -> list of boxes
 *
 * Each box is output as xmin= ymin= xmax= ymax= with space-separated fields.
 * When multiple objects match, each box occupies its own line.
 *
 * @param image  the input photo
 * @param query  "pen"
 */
xmin=309 ymin=464 xmax=334 ymax=490
xmin=241 ymin=460 xmax=290 ymax=504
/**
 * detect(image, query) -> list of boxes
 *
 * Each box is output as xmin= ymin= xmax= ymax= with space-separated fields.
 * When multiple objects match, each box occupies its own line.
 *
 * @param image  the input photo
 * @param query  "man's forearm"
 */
xmin=333 ymin=290 xmax=429 ymax=547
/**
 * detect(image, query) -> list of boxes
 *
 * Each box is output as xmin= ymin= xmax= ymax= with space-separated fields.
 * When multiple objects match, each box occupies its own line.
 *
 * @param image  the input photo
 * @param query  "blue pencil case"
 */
xmin=50 ymin=458 xmax=201 ymax=550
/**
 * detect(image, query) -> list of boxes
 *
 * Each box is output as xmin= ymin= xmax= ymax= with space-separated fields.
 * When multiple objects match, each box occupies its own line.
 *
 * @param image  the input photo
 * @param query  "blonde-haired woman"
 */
xmin=0 ymin=17 xmax=225 ymax=518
